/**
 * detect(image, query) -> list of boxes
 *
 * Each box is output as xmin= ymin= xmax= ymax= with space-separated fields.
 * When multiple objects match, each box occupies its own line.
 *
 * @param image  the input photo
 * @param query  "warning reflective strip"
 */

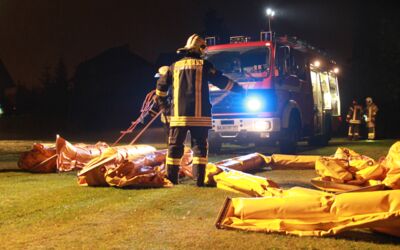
xmin=156 ymin=89 xmax=168 ymax=97
xmin=224 ymin=80 xmax=234 ymax=91
xmin=170 ymin=116 xmax=211 ymax=122
xmin=193 ymin=157 xmax=208 ymax=165
xmin=175 ymin=59 xmax=204 ymax=68
xmin=170 ymin=121 xmax=211 ymax=127
xmin=173 ymin=68 xmax=180 ymax=117
xmin=195 ymin=66 xmax=203 ymax=117
xmin=166 ymin=157 xmax=182 ymax=165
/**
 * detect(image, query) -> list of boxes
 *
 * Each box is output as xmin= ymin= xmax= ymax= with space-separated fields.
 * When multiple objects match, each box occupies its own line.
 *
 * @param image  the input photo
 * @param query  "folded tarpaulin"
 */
xmin=77 ymin=145 xmax=158 ymax=186
xmin=78 ymin=147 xmax=193 ymax=188
xmin=216 ymin=188 xmax=400 ymax=237
xmin=18 ymin=143 xmax=57 ymax=173
xmin=56 ymin=135 xmax=110 ymax=172
xmin=312 ymin=142 xmax=400 ymax=192
xmin=104 ymin=149 xmax=171 ymax=188
xmin=18 ymin=135 xmax=111 ymax=173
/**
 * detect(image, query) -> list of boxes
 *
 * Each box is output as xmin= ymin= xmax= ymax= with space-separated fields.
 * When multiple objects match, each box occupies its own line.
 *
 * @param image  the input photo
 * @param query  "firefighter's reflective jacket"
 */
xmin=365 ymin=103 xmax=379 ymax=128
xmin=156 ymin=55 xmax=243 ymax=127
xmin=346 ymin=104 xmax=363 ymax=124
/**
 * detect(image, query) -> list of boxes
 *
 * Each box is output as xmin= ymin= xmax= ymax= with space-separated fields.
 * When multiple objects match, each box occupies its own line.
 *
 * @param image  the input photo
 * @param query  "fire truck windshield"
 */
xmin=206 ymin=46 xmax=270 ymax=82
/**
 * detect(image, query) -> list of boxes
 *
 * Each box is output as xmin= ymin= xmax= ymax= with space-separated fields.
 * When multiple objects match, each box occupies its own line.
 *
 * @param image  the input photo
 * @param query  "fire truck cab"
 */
xmin=206 ymin=33 xmax=341 ymax=153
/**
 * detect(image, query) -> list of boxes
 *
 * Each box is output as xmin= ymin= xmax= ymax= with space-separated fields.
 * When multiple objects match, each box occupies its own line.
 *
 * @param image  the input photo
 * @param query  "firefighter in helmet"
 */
xmin=156 ymin=34 xmax=244 ymax=186
xmin=364 ymin=97 xmax=379 ymax=140
xmin=346 ymin=100 xmax=363 ymax=140
xmin=151 ymin=66 xmax=171 ymax=144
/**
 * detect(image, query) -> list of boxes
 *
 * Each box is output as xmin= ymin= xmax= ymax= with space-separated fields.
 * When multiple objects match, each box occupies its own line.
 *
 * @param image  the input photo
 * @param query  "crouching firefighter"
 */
xmin=364 ymin=97 xmax=379 ymax=140
xmin=155 ymin=34 xmax=244 ymax=186
xmin=346 ymin=100 xmax=363 ymax=140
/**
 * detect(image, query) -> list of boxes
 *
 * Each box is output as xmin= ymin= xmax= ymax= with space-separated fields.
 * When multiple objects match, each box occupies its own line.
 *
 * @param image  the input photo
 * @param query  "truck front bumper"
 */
xmin=209 ymin=118 xmax=281 ymax=144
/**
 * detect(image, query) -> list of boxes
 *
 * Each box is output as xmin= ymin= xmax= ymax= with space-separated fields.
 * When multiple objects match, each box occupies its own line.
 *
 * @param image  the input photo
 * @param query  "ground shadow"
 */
xmin=0 ymin=169 xmax=25 ymax=173
xmin=331 ymin=230 xmax=400 ymax=245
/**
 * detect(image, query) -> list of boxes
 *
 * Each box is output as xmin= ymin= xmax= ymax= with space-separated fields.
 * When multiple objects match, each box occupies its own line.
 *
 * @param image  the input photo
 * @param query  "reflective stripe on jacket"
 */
xmin=156 ymin=55 xmax=243 ymax=127
xmin=347 ymin=105 xmax=363 ymax=124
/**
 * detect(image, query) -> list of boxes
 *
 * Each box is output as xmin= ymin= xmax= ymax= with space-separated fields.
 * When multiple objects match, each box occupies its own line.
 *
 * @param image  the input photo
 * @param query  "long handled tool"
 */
xmin=112 ymin=90 xmax=161 ymax=146
xmin=129 ymin=110 xmax=162 ymax=145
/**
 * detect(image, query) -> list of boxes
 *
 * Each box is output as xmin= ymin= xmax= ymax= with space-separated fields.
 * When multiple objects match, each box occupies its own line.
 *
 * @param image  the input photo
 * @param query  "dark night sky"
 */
xmin=0 ymin=0 xmax=356 ymax=87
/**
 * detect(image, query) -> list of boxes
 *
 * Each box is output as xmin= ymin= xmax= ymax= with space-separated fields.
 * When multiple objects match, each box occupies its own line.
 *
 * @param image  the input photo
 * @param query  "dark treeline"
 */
xmin=11 ymin=45 xmax=155 ymax=134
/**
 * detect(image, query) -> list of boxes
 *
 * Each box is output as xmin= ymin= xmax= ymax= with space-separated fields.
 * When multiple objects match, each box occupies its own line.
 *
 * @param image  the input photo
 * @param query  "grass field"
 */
xmin=1 ymin=138 xmax=400 ymax=249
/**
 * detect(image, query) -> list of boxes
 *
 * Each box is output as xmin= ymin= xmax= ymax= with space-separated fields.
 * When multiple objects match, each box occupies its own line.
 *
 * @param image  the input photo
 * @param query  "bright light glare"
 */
xmin=266 ymin=8 xmax=275 ymax=17
xmin=246 ymin=98 xmax=262 ymax=111
xmin=254 ymin=120 xmax=270 ymax=131
xmin=314 ymin=60 xmax=321 ymax=67
xmin=333 ymin=67 xmax=339 ymax=74
xmin=0 ymin=106 xmax=3 ymax=116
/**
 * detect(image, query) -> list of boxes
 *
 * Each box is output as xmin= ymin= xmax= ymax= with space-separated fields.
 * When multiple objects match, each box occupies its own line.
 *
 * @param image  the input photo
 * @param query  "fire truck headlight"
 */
xmin=246 ymin=97 xmax=262 ymax=111
xmin=254 ymin=120 xmax=271 ymax=131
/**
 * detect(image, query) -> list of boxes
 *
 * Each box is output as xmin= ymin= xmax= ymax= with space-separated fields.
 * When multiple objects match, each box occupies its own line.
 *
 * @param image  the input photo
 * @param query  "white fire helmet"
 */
xmin=177 ymin=34 xmax=207 ymax=55
xmin=154 ymin=66 xmax=169 ymax=78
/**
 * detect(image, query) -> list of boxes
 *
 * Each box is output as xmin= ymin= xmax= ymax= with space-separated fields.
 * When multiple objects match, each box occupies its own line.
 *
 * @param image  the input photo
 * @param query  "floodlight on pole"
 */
xmin=266 ymin=8 xmax=275 ymax=31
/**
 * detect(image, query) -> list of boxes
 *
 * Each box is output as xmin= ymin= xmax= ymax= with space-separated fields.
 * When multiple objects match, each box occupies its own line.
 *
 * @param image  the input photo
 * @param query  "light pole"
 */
xmin=266 ymin=8 xmax=275 ymax=32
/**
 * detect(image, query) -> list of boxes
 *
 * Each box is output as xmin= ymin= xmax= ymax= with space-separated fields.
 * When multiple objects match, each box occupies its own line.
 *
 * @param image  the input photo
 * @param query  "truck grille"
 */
xmin=210 ymin=89 xmax=276 ymax=115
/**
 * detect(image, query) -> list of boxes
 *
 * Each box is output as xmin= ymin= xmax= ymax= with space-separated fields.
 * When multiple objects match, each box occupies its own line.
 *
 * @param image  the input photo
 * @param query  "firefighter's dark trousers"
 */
xmin=166 ymin=126 xmax=209 ymax=186
xmin=348 ymin=123 xmax=360 ymax=140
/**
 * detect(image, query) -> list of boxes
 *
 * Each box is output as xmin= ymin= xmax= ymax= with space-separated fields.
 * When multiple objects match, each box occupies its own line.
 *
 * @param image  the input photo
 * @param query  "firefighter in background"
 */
xmin=151 ymin=66 xmax=171 ymax=144
xmin=156 ymin=34 xmax=244 ymax=186
xmin=364 ymin=97 xmax=379 ymax=140
xmin=346 ymin=100 xmax=363 ymax=140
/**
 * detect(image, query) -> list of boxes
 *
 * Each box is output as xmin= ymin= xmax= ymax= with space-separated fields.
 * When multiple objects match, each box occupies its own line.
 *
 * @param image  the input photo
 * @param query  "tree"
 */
xmin=39 ymin=58 xmax=69 ymax=115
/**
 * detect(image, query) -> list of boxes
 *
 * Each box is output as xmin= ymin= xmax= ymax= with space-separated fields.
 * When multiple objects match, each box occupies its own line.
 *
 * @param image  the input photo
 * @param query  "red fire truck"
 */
xmin=205 ymin=33 xmax=341 ymax=153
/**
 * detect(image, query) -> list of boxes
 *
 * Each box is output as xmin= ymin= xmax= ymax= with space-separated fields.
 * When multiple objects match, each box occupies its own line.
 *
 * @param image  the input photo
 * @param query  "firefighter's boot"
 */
xmin=167 ymin=165 xmax=180 ymax=184
xmin=368 ymin=127 xmax=376 ymax=140
xmin=193 ymin=164 xmax=206 ymax=187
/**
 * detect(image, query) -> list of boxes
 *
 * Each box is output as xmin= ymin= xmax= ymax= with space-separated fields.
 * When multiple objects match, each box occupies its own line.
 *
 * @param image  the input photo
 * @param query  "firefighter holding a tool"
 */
xmin=346 ymin=100 xmax=363 ymax=140
xmin=364 ymin=97 xmax=379 ymax=140
xmin=151 ymin=66 xmax=171 ymax=144
xmin=156 ymin=34 xmax=244 ymax=186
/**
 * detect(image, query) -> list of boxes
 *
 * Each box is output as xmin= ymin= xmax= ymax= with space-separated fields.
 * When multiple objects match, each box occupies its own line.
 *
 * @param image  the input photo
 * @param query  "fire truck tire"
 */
xmin=279 ymin=111 xmax=301 ymax=154
xmin=308 ymin=114 xmax=332 ymax=146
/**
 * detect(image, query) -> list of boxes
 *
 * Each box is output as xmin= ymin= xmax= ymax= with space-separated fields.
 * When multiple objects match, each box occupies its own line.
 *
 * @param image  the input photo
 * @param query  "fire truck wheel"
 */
xmin=308 ymin=114 xmax=332 ymax=146
xmin=279 ymin=112 xmax=301 ymax=154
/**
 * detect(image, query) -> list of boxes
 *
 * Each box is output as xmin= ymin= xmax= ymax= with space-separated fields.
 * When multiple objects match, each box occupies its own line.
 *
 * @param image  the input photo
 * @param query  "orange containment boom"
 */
xmin=77 ymin=147 xmax=193 ymax=188
xmin=18 ymin=135 xmax=111 ymax=173
xmin=205 ymin=153 xmax=279 ymax=197
xmin=216 ymin=188 xmax=400 ymax=237
xmin=312 ymin=142 xmax=400 ymax=192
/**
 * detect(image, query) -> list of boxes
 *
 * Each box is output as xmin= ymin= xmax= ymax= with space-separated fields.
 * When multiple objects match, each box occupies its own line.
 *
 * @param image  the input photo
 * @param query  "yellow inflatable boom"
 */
xmin=216 ymin=188 xmax=400 ymax=237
